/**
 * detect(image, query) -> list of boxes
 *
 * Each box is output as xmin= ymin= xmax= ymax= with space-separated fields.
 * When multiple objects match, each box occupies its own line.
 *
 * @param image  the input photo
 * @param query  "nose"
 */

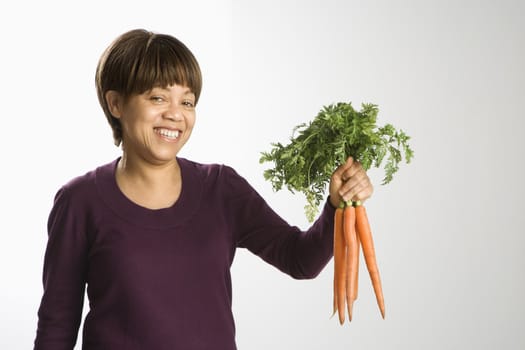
xmin=164 ymin=104 xmax=184 ymax=121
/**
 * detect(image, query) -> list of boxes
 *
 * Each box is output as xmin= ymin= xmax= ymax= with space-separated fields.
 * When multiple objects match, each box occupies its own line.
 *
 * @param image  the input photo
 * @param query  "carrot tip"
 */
xmin=347 ymin=300 xmax=354 ymax=321
xmin=381 ymin=309 xmax=385 ymax=319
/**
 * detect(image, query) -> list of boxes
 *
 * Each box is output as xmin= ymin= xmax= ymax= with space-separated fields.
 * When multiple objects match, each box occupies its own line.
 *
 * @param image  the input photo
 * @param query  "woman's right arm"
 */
xmin=34 ymin=186 xmax=88 ymax=350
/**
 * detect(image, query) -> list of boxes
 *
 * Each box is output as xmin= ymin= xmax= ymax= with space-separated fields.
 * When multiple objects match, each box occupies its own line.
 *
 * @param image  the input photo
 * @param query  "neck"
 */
xmin=117 ymin=152 xmax=180 ymax=189
xmin=115 ymin=151 xmax=183 ymax=209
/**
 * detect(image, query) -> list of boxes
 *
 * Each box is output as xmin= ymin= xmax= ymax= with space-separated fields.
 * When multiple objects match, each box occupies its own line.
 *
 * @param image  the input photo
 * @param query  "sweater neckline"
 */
xmin=95 ymin=157 xmax=203 ymax=229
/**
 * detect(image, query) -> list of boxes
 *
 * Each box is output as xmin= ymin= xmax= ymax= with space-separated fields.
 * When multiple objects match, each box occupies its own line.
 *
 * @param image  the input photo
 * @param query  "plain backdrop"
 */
xmin=1 ymin=0 xmax=524 ymax=349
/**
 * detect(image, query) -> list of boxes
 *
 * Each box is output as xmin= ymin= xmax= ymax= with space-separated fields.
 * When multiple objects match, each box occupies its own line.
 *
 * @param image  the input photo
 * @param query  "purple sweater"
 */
xmin=34 ymin=157 xmax=335 ymax=349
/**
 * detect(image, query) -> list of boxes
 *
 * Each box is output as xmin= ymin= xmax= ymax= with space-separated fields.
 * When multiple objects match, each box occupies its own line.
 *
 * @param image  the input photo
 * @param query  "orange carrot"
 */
xmin=343 ymin=203 xmax=358 ymax=321
xmin=332 ymin=204 xmax=346 ymax=324
xmin=354 ymin=226 xmax=360 ymax=300
xmin=354 ymin=202 xmax=385 ymax=319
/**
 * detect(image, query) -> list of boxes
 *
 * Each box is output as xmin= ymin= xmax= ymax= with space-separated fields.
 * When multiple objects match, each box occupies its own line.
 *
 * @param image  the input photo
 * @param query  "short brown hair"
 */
xmin=95 ymin=29 xmax=202 ymax=146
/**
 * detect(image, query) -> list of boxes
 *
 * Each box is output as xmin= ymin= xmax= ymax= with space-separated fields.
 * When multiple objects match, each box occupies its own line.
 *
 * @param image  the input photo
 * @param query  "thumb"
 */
xmin=330 ymin=157 xmax=354 ymax=203
xmin=333 ymin=156 xmax=354 ymax=181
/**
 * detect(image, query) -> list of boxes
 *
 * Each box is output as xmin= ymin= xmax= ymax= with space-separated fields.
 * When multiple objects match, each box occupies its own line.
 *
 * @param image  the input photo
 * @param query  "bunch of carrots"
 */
xmin=332 ymin=200 xmax=385 ymax=324
xmin=260 ymin=102 xmax=413 ymax=324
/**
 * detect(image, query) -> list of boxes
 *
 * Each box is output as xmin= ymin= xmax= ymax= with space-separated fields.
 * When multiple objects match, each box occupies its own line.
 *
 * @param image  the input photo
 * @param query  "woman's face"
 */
xmin=113 ymin=84 xmax=196 ymax=165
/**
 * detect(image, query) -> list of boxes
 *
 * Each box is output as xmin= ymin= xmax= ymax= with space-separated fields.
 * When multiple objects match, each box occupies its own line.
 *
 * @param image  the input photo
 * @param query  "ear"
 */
xmin=105 ymin=90 xmax=123 ymax=119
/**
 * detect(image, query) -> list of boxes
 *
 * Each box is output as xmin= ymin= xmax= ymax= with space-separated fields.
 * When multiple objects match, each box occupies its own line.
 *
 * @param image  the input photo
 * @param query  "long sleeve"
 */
xmin=225 ymin=166 xmax=336 ymax=279
xmin=34 ymin=186 xmax=88 ymax=350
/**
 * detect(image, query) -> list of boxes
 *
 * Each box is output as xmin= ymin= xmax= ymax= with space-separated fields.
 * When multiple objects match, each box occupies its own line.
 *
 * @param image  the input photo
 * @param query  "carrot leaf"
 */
xmin=259 ymin=102 xmax=413 ymax=222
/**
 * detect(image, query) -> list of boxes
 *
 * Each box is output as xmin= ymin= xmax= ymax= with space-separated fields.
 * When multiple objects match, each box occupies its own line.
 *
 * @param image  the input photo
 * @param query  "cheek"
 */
xmin=127 ymin=107 xmax=157 ymax=126
xmin=120 ymin=112 xmax=157 ymax=141
xmin=187 ymin=113 xmax=196 ymax=129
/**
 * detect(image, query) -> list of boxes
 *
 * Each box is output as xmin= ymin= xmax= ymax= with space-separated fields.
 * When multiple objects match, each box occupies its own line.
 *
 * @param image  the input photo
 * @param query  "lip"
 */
xmin=154 ymin=125 xmax=180 ymax=131
xmin=154 ymin=127 xmax=182 ymax=143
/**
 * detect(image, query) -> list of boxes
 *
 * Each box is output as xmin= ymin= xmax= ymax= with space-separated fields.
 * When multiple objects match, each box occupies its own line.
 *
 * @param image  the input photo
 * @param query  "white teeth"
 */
xmin=156 ymin=128 xmax=180 ymax=139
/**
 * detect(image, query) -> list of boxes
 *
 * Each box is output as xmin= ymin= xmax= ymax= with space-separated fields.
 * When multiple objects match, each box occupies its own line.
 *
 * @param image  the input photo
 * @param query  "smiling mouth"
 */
xmin=154 ymin=128 xmax=180 ymax=141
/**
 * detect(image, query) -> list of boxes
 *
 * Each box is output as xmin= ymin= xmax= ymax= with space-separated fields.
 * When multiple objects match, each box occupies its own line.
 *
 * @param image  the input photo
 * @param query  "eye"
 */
xmin=183 ymin=100 xmax=195 ymax=108
xmin=150 ymin=96 xmax=165 ymax=103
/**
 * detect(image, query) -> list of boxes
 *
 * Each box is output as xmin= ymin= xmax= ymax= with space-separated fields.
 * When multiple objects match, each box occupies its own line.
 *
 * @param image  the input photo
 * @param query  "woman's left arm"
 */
xmin=229 ymin=159 xmax=373 ymax=279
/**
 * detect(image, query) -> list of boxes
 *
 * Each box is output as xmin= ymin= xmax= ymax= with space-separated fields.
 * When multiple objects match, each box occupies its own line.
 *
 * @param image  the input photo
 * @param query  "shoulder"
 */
xmin=177 ymin=157 xmax=253 ymax=195
xmin=54 ymin=158 xmax=117 ymax=204
xmin=177 ymin=157 xmax=234 ymax=175
xmin=177 ymin=157 xmax=242 ymax=181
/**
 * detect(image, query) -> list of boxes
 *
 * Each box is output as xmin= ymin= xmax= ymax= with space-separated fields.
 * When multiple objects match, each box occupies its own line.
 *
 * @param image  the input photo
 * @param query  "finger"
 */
xmin=341 ymin=184 xmax=372 ymax=203
xmin=333 ymin=157 xmax=354 ymax=181
xmin=352 ymin=184 xmax=374 ymax=202
xmin=340 ymin=175 xmax=367 ymax=197
xmin=340 ymin=160 xmax=363 ymax=181
xmin=339 ymin=180 xmax=363 ymax=202
xmin=340 ymin=170 xmax=367 ymax=193
xmin=340 ymin=176 xmax=372 ymax=202
xmin=341 ymin=157 xmax=355 ymax=179
xmin=338 ymin=163 xmax=366 ymax=201
xmin=330 ymin=158 xmax=356 ymax=207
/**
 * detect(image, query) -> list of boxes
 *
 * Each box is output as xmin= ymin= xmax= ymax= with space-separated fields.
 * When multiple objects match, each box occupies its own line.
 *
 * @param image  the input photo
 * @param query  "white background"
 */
xmin=1 ymin=0 xmax=524 ymax=349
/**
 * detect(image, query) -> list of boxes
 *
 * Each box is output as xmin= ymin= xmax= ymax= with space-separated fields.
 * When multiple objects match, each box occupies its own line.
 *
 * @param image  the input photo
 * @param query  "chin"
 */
xmin=143 ymin=146 xmax=179 ymax=163
xmin=154 ymin=151 xmax=180 ymax=162
xmin=146 ymin=138 xmax=188 ymax=163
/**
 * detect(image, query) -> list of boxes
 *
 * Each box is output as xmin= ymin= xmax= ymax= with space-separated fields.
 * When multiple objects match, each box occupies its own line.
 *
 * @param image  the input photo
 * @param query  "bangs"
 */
xmin=125 ymin=34 xmax=202 ymax=101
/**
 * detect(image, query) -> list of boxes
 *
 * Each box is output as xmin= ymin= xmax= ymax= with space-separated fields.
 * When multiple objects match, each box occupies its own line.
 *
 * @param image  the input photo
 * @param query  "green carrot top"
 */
xmin=259 ymin=102 xmax=414 ymax=222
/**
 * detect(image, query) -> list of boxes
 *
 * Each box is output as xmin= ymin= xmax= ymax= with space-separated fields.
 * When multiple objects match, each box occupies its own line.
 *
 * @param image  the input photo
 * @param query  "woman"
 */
xmin=34 ymin=28 xmax=373 ymax=350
